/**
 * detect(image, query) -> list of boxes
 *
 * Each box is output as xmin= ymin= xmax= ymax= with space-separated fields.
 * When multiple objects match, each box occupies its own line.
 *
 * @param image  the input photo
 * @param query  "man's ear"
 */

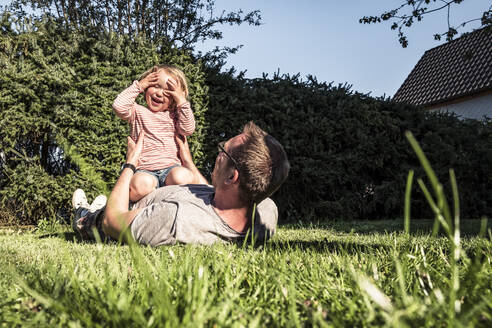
xmin=225 ymin=168 xmax=240 ymax=185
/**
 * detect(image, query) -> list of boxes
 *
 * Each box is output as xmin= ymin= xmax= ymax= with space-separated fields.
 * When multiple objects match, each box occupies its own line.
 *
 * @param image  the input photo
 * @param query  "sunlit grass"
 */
xmin=0 ymin=221 xmax=490 ymax=327
xmin=0 ymin=133 xmax=490 ymax=327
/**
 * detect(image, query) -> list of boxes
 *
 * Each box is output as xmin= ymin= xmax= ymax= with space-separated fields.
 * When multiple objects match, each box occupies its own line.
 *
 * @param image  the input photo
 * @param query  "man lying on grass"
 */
xmin=72 ymin=121 xmax=290 ymax=246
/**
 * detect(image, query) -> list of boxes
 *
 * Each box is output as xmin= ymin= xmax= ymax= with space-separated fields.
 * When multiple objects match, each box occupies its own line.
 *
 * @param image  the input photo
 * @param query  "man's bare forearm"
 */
xmin=103 ymin=167 xmax=142 ymax=239
xmin=183 ymin=160 xmax=209 ymax=185
xmin=175 ymin=134 xmax=209 ymax=185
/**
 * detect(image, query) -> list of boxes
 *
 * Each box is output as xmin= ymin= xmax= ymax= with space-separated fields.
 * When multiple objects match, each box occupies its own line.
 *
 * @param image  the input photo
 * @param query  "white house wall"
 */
xmin=429 ymin=93 xmax=492 ymax=120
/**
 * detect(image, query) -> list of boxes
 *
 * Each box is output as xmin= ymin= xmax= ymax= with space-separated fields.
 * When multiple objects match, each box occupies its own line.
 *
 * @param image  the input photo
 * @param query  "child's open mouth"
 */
xmin=151 ymin=97 xmax=163 ymax=105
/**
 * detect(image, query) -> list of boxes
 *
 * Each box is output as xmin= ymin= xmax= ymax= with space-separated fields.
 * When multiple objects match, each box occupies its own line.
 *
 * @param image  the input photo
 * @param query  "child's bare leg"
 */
xmin=165 ymin=167 xmax=196 ymax=185
xmin=129 ymin=172 xmax=158 ymax=202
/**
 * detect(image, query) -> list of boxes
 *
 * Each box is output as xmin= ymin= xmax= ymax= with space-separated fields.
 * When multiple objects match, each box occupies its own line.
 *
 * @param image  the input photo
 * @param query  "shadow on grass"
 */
xmin=38 ymin=230 xmax=390 ymax=254
xmin=39 ymin=231 xmax=116 ymax=244
xmin=38 ymin=231 xmax=86 ymax=242
xmin=281 ymin=219 xmax=490 ymax=237
xmin=38 ymin=231 xmax=126 ymax=245
xmin=266 ymin=238 xmax=391 ymax=255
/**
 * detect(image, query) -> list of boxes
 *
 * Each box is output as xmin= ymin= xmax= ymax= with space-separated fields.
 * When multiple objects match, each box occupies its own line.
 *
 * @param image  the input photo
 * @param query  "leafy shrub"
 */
xmin=0 ymin=13 xmax=208 ymax=224
xmin=1 ymin=13 xmax=490 ymax=225
xmin=203 ymin=70 xmax=492 ymax=221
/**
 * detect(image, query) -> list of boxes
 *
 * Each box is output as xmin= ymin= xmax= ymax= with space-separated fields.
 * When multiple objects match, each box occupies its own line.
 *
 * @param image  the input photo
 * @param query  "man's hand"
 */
xmin=138 ymin=72 xmax=159 ymax=91
xmin=164 ymin=78 xmax=187 ymax=107
xmin=175 ymin=134 xmax=193 ymax=166
xmin=174 ymin=134 xmax=209 ymax=185
xmin=126 ymin=132 xmax=144 ymax=166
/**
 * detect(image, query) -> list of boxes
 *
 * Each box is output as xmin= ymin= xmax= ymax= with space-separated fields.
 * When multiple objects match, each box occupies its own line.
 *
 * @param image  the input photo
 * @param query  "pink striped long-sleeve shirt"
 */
xmin=113 ymin=80 xmax=195 ymax=170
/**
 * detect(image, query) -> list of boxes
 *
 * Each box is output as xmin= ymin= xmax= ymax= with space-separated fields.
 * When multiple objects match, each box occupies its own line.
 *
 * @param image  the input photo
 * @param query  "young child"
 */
xmin=113 ymin=65 xmax=196 ymax=202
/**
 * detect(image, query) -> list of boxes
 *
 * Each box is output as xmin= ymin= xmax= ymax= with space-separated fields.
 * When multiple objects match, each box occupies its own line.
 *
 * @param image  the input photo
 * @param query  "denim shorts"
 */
xmin=136 ymin=165 xmax=180 ymax=188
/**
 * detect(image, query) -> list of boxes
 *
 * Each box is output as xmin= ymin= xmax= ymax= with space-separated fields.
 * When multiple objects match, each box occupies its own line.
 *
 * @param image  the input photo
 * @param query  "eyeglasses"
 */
xmin=218 ymin=141 xmax=240 ymax=172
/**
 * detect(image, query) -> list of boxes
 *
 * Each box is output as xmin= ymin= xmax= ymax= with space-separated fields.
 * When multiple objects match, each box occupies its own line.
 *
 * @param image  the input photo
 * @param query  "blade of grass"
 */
xmin=404 ymin=170 xmax=414 ymax=234
xmin=405 ymin=131 xmax=439 ymax=198
xmin=449 ymin=169 xmax=460 ymax=251
xmin=448 ymin=169 xmax=461 ymax=323
xmin=394 ymin=257 xmax=409 ymax=306
xmin=417 ymin=179 xmax=450 ymax=236
xmin=435 ymin=183 xmax=453 ymax=232
xmin=251 ymin=202 xmax=256 ymax=247
xmin=479 ymin=216 xmax=488 ymax=238
xmin=406 ymin=131 xmax=453 ymax=236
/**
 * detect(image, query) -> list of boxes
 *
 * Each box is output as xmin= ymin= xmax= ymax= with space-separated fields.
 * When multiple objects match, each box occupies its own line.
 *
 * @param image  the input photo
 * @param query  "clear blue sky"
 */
xmin=196 ymin=0 xmax=490 ymax=97
xmin=1 ymin=0 xmax=489 ymax=97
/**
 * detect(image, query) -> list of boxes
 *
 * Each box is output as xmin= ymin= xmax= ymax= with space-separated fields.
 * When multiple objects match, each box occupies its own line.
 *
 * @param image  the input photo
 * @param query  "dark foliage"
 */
xmin=203 ymin=69 xmax=492 ymax=221
xmin=0 ymin=12 xmax=208 ymax=224
xmin=1 ymin=12 xmax=490 ymax=225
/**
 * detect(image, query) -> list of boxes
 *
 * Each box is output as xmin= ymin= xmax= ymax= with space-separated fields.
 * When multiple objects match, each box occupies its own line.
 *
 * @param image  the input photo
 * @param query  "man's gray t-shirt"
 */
xmin=130 ymin=184 xmax=278 ymax=246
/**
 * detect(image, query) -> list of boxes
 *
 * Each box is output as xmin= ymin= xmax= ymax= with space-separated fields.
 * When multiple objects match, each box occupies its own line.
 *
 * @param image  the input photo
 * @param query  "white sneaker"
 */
xmin=72 ymin=189 xmax=90 ymax=233
xmin=72 ymin=189 xmax=89 ymax=210
xmin=89 ymin=195 xmax=107 ymax=213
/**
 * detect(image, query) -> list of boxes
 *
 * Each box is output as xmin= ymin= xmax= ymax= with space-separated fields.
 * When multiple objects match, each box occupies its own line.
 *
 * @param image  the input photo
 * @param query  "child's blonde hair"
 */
xmin=139 ymin=64 xmax=189 ymax=99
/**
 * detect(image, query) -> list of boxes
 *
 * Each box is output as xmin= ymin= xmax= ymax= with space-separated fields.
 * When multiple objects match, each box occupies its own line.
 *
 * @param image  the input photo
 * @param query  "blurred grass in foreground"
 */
xmin=0 ymin=220 xmax=490 ymax=327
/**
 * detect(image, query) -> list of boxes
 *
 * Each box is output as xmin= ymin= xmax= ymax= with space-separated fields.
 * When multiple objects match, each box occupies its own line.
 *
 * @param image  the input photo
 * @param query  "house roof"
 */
xmin=393 ymin=27 xmax=492 ymax=107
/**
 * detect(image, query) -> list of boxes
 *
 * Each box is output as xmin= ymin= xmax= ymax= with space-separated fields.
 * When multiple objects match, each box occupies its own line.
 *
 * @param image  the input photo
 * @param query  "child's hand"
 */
xmin=138 ymin=72 xmax=159 ymax=91
xmin=164 ymin=78 xmax=187 ymax=107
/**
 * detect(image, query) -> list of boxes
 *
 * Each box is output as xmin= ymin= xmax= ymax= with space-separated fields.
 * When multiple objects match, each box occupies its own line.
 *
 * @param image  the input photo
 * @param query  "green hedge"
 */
xmin=1 ymin=14 xmax=490 ymax=225
xmin=203 ymin=70 xmax=492 ymax=221
xmin=0 ymin=14 xmax=208 ymax=224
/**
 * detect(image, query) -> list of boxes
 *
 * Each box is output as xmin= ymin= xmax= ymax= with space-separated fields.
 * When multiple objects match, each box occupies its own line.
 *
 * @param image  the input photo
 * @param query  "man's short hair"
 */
xmin=231 ymin=121 xmax=290 ymax=204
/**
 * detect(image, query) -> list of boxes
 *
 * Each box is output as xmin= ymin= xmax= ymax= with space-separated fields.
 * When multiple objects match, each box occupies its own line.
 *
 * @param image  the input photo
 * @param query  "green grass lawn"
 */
xmin=0 ymin=220 xmax=490 ymax=327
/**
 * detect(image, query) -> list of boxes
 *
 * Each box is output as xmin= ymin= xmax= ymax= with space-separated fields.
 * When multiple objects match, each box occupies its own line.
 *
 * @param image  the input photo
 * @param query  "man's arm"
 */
xmin=175 ymin=134 xmax=209 ymax=185
xmin=102 ymin=134 xmax=144 ymax=239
